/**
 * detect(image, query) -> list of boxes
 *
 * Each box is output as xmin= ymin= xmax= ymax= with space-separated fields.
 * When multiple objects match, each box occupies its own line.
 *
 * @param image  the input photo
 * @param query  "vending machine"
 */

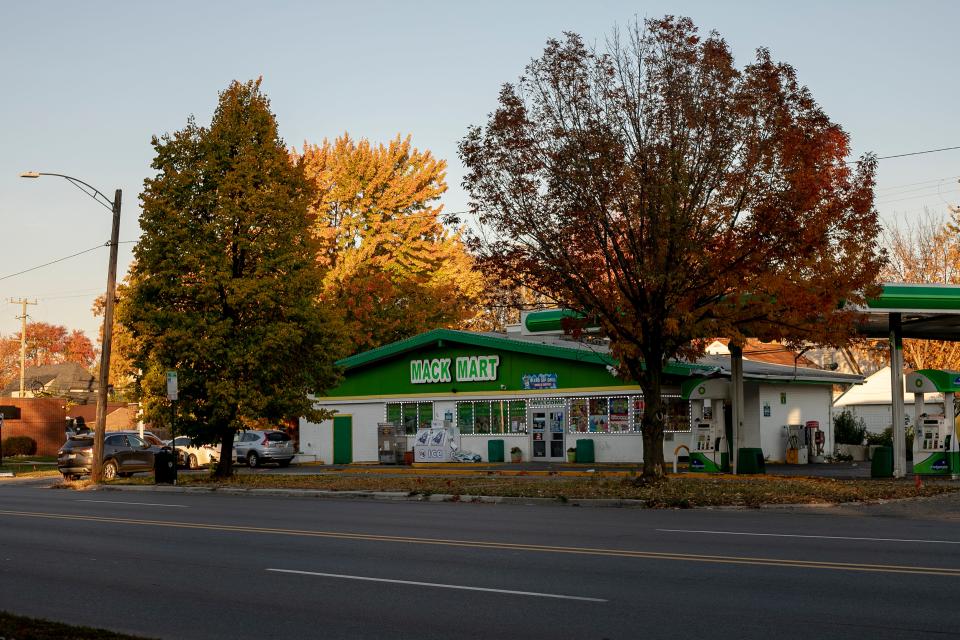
xmin=681 ymin=378 xmax=731 ymax=473
xmin=906 ymin=369 xmax=960 ymax=478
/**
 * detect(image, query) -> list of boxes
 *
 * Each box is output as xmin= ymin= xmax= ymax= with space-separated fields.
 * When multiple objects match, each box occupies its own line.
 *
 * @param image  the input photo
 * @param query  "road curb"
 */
xmin=91 ymin=483 xmax=648 ymax=508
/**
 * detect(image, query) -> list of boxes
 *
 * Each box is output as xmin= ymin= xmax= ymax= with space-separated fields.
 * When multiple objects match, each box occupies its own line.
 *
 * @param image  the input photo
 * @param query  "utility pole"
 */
xmin=8 ymin=298 xmax=37 ymax=397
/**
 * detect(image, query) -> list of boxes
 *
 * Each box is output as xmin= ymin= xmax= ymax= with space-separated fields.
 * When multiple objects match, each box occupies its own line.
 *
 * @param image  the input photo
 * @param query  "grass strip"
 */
xmin=0 ymin=610 xmax=155 ymax=640
xmin=106 ymin=473 xmax=960 ymax=508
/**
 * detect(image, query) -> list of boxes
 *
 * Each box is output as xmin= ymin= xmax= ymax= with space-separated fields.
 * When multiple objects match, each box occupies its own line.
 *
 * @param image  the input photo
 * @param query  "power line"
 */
xmin=876 ymin=145 xmax=960 ymax=161
xmin=0 ymin=240 xmax=138 ymax=284
xmin=847 ymin=145 xmax=960 ymax=164
xmin=875 ymin=175 xmax=960 ymax=192
xmin=876 ymin=187 xmax=960 ymax=206
xmin=0 ymin=244 xmax=106 ymax=282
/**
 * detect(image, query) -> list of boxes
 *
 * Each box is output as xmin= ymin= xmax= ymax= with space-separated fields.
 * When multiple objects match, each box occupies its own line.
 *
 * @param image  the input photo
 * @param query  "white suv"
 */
xmin=233 ymin=429 xmax=295 ymax=468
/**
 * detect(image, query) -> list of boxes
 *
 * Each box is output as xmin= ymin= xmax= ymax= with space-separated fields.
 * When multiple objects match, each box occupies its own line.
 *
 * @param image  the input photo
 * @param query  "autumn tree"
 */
xmin=863 ymin=211 xmax=960 ymax=370
xmin=123 ymin=79 xmax=346 ymax=477
xmin=0 ymin=322 xmax=96 ymax=386
xmin=295 ymin=134 xmax=485 ymax=353
xmin=460 ymin=18 xmax=883 ymax=479
xmin=93 ymin=281 xmax=139 ymax=399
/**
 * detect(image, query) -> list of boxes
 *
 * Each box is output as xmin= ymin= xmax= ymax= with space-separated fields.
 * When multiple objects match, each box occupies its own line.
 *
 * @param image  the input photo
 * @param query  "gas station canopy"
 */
xmin=857 ymin=284 xmax=960 ymax=341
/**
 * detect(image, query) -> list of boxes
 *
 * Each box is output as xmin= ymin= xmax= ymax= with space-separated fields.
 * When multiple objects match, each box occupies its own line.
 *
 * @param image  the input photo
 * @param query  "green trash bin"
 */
xmin=870 ymin=446 xmax=893 ymax=478
xmin=488 ymin=439 xmax=505 ymax=463
xmin=576 ymin=439 xmax=595 ymax=464
xmin=736 ymin=448 xmax=765 ymax=474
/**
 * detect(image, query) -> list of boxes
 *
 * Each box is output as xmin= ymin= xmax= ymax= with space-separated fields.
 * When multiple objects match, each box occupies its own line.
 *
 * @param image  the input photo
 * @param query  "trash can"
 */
xmin=154 ymin=448 xmax=177 ymax=484
xmin=488 ymin=439 xmax=505 ymax=463
xmin=870 ymin=446 xmax=894 ymax=478
xmin=736 ymin=448 xmax=766 ymax=474
xmin=576 ymin=439 xmax=595 ymax=464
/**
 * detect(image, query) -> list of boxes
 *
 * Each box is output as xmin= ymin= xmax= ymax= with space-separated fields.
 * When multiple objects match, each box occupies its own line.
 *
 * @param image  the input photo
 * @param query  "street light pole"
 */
xmin=19 ymin=171 xmax=121 ymax=483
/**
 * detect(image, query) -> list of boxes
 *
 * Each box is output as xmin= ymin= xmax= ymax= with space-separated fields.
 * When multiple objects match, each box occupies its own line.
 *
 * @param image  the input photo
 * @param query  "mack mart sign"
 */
xmin=411 ymin=355 xmax=500 ymax=384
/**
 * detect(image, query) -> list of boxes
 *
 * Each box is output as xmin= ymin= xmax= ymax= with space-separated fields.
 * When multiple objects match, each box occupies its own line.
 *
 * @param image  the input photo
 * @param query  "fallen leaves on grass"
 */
xmin=0 ymin=610 xmax=156 ymax=639
xmin=146 ymin=473 xmax=960 ymax=507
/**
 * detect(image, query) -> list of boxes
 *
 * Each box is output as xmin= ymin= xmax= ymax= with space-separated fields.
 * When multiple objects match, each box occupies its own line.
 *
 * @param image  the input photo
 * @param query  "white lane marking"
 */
xmin=267 ymin=568 xmax=607 ymax=602
xmin=76 ymin=499 xmax=188 ymax=508
xmin=657 ymin=529 xmax=960 ymax=545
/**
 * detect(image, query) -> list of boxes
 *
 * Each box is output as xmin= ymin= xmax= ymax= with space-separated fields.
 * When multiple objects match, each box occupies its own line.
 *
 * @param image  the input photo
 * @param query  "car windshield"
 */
xmin=266 ymin=432 xmax=291 ymax=442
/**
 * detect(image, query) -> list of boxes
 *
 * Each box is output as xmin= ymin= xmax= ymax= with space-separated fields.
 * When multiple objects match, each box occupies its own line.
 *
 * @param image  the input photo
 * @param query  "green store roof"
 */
xmin=336 ymin=328 xmax=707 ymax=377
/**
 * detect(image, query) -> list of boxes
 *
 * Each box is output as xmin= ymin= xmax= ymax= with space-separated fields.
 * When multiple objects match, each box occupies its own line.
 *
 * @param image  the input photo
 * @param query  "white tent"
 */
xmin=833 ymin=366 xmax=942 ymax=433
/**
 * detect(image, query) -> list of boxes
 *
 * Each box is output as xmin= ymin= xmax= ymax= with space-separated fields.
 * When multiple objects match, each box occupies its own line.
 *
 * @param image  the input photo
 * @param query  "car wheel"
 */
xmin=277 ymin=459 xmax=291 ymax=467
xmin=61 ymin=473 xmax=73 ymax=481
xmin=247 ymin=452 xmax=260 ymax=468
xmin=103 ymin=459 xmax=119 ymax=481
xmin=188 ymin=454 xmax=199 ymax=470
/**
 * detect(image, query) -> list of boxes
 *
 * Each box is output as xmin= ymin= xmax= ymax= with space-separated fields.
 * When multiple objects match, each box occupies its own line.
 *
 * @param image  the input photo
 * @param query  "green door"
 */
xmin=333 ymin=416 xmax=353 ymax=464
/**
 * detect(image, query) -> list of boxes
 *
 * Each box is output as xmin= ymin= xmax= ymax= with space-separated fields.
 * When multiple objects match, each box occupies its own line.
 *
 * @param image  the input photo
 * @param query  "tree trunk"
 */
xmin=213 ymin=427 xmax=235 ymax=479
xmin=639 ymin=366 xmax=666 ymax=480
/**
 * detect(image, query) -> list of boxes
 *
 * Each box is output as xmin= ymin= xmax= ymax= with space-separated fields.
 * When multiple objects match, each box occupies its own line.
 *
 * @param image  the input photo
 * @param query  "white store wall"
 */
xmin=302 ymin=383 xmax=838 ymax=464
xmin=300 ymin=401 xmax=384 ymax=463
xmin=758 ymin=385 xmax=833 ymax=462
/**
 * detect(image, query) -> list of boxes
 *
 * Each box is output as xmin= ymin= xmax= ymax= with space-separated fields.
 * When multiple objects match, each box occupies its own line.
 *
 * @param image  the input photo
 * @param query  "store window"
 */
xmin=567 ymin=395 xmax=688 ymax=433
xmin=456 ymin=400 xmax=527 ymax=434
xmin=570 ymin=395 xmax=638 ymax=433
xmin=610 ymin=396 xmax=630 ymax=432
xmin=631 ymin=395 xmax=690 ymax=432
xmin=663 ymin=396 xmax=690 ymax=432
xmin=570 ymin=398 xmax=588 ymax=432
xmin=385 ymin=402 xmax=434 ymax=435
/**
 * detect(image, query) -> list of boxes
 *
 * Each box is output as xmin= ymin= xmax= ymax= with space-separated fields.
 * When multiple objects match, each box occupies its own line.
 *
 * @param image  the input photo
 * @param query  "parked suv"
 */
xmin=57 ymin=431 xmax=164 ymax=480
xmin=233 ymin=429 xmax=294 ymax=468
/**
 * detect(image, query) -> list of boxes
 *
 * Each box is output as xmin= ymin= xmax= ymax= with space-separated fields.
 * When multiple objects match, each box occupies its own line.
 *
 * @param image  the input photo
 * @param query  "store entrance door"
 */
xmin=530 ymin=409 xmax=565 ymax=461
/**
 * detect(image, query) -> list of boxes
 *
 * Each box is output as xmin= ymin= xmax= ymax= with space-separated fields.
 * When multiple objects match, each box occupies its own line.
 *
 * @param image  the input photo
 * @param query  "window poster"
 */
xmin=570 ymin=399 xmax=588 ymax=432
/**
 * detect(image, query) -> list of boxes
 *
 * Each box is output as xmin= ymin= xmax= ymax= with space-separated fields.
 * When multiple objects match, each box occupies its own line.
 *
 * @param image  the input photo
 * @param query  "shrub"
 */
xmin=864 ymin=424 xmax=915 ymax=453
xmin=834 ymin=410 xmax=867 ymax=445
xmin=865 ymin=428 xmax=892 ymax=447
xmin=3 ymin=436 xmax=37 ymax=456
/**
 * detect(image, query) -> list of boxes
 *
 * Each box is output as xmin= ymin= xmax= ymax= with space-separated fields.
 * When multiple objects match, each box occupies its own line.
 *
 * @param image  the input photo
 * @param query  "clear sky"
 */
xmin=2 ymin=0 xmax=958 ymax=341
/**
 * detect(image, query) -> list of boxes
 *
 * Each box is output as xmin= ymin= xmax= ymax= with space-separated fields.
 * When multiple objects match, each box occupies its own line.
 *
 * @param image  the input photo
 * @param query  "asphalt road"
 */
xmin=0 ymin=482 xmax=959 ymax=640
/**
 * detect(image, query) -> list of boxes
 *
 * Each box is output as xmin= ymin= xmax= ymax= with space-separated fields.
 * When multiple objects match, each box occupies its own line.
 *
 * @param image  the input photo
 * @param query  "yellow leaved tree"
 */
xmin=295 ymin=134 xmax=486 ymax=353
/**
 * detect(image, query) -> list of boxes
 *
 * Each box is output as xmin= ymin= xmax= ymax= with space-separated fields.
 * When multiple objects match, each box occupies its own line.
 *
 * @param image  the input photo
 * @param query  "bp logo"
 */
xmin=915 ymin=379 xmax=924 ymax=388
xmin=697 ymin=386 xmax=706 ymax=396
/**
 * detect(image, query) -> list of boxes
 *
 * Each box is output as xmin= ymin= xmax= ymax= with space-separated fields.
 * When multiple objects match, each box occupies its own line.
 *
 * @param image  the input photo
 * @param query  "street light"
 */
xmin=19 ymin=171 xmax=121 ymax=483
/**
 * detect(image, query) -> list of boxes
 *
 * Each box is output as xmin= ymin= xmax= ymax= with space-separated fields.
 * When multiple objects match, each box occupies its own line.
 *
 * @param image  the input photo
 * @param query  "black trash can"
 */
xmin=154 ymin=448 xmax=177 ymax=484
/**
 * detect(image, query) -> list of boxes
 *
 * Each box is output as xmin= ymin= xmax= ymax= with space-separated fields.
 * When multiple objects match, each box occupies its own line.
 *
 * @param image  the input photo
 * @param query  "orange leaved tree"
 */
xmin=295 ymin=134 xmax=485 ymax=353
xmin=459 ymin=17 xmax=884 ymax=479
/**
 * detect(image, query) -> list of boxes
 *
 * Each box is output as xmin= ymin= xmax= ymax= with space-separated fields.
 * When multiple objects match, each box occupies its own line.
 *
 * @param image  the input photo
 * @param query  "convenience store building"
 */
xmin=299 ymin=315 xmax=860 ymax=464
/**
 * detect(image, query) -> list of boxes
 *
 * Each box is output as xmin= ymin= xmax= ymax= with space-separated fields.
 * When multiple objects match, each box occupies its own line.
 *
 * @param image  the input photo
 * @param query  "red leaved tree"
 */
xmin=459 ymin=17 xmax=884 ymax=479
xmin=0 ymin=322 xmax=96 ymax=386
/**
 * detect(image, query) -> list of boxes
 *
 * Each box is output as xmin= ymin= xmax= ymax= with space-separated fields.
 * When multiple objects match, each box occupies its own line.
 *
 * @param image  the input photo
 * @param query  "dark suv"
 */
xmin=58 ymin=431 xmax=164 ymax=480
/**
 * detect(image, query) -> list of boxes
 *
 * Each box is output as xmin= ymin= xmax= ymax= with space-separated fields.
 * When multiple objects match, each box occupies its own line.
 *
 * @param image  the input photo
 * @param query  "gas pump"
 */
xmin=906 ymin=369 xmax=960 ymax=478
xmin=681 ymin=378 xmax=731 ymax=473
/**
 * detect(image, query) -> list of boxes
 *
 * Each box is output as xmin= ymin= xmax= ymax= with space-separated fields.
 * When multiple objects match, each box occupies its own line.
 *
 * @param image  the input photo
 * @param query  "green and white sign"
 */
xmin=411 ymin=355 xmax=500 ymax=384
